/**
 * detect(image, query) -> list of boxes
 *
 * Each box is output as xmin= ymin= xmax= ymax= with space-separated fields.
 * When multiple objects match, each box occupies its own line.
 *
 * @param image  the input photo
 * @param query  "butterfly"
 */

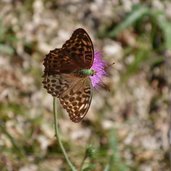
xmin=42 ymin=28 xmax=95 ymax=123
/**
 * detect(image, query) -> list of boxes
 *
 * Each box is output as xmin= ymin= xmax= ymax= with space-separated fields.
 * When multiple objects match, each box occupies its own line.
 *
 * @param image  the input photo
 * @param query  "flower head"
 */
xmin=90 ymin=51 xmax=107 ymax=88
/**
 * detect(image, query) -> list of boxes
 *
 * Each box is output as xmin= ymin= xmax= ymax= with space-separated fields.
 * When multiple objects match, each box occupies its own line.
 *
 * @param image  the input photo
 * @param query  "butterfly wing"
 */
xmin=43 ymin=48 xmax=77 ymax=75
xmin=62 ymin=28 xmax=94 ymax=69
xmin=43 ymin=73 xmax=93 ymax=122
xmin=59 ymin=75 xmax=93 ymax=123
xmin=42 ymin=48 xmax=75 ymax=97
xmin=43 ymin=28 xmax=94 ymax=76
xmin=42 ymin=74 xmax=70 ymax=97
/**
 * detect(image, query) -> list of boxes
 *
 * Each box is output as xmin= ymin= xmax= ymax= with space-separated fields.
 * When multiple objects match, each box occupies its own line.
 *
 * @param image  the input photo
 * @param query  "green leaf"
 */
xmin=108 ymin=5 xmax=149 ymax=38
xmin=150 ymin=11 xmax=171 ymax=50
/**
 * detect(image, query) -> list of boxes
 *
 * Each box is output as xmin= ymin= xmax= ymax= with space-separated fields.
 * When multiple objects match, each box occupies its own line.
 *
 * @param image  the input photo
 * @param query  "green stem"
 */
xmin=53 ymin=97 xmax=77 ymax=171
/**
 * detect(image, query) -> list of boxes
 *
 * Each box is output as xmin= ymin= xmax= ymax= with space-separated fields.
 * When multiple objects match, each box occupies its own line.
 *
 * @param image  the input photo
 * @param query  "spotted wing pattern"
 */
xmin=43 ymin=28 xmax=94 ymax=76
xmin=43 ymin=48 xmax=76 ymax=75
xmin=59 ymin=76 xmax=93 ymax=123
xmin=62 ymin=28 xmax=94 ymax=69
xmin=42 ymin=74 xmax=70 ymax=98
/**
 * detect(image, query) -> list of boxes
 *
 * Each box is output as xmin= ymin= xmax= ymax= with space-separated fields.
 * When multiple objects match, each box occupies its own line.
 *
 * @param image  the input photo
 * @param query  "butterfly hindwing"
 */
xmin=59 ymin=76 xmax=93 ymax=123
xmin=42 ymin=74 xmax=70 ymax=97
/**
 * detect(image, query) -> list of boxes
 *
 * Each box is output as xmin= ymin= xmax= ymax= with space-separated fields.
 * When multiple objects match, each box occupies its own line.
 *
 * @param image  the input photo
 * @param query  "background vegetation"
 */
xmin=0 ymin=0 xmax=171 ymax=170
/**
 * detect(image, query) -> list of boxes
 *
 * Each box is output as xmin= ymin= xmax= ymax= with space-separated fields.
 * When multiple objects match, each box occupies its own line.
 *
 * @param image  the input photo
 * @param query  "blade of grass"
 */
xmin=108 ymin=5 xmax=149 ymax=38
xmin=150 ymin=10 xmax=171 ymax=50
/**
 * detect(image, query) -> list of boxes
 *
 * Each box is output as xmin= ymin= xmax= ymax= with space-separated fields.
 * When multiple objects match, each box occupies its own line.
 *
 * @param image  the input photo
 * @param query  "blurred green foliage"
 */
xmin=99 ymin=4 xmax=171 ymax=82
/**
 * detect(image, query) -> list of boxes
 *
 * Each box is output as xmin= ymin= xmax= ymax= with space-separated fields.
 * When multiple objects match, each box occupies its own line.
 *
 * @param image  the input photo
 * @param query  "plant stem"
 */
xmin=53 ymin=97 xmax=77 ymax=171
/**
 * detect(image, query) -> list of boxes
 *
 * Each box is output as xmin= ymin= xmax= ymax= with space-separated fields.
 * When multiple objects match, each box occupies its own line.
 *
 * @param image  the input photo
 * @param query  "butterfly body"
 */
xmin=73 ymin=69 xmax=96 ymax=77
xmin=43 ymin=28 xmax=94 ymax=122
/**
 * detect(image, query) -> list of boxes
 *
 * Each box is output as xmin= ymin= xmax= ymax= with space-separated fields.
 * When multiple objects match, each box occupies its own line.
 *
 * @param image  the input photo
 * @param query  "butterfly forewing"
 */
xmin=43 ymin=48 xmax=78 ymax=75
xmin=62 ymin=28 xmax=94 ymax=69
xmin=43 ymin=28 xmax=94 ymax=76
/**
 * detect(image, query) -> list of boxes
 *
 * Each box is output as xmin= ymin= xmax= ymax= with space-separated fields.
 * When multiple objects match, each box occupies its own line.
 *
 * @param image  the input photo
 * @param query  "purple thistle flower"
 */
xmin=90 ymin=51 xmax=107 ymax=88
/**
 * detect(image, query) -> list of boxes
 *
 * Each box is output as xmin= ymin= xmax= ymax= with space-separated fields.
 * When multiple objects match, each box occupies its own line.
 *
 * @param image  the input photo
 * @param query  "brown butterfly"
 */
xmin=42 ymin=28 xmax=95 ymax=122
